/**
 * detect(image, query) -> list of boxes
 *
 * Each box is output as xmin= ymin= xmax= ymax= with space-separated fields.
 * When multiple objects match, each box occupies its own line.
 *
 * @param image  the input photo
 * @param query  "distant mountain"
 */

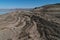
xmin=0 ymin=3 xmax=60 ymax=40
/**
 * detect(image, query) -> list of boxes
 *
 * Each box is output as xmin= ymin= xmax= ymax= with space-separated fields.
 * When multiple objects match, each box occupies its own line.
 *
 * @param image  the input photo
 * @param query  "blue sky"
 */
xmin=0 ymin=0 xmax=60 ymax=9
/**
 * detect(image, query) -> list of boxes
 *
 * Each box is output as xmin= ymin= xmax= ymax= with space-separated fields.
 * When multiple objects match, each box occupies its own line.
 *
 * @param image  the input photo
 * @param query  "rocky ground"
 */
xmin=0 ymin=3 xmax=60 ymax=40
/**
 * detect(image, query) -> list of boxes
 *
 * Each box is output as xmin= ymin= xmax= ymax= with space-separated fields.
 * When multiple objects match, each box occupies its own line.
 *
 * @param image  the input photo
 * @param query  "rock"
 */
xmin=0 ymin=3 xmax=60 ymax=40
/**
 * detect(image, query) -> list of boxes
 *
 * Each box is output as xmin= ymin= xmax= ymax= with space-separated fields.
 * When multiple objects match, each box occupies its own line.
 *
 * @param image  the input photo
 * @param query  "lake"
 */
xmin=0 ymin=10 xmax=15 ymax=15
xmin=0 ymin=11 xmax=9 ymax=14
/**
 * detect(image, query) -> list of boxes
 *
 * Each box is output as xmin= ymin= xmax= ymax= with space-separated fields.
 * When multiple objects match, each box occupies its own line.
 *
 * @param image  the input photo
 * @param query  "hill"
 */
xmin=0 ymin=3 xmax=60 ymax=40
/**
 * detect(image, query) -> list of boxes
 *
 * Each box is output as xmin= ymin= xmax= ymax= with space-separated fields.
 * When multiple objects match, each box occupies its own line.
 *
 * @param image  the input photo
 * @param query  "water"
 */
xmin=0 ymin=10 xmax=15 ymax=15
xmin=0 ymin=11 xmax=8 ymax=14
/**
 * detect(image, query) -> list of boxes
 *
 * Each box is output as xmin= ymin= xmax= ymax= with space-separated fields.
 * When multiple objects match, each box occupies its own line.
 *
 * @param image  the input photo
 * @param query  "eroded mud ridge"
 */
xmin=0 ymin=3 xmax=60 ymax=40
